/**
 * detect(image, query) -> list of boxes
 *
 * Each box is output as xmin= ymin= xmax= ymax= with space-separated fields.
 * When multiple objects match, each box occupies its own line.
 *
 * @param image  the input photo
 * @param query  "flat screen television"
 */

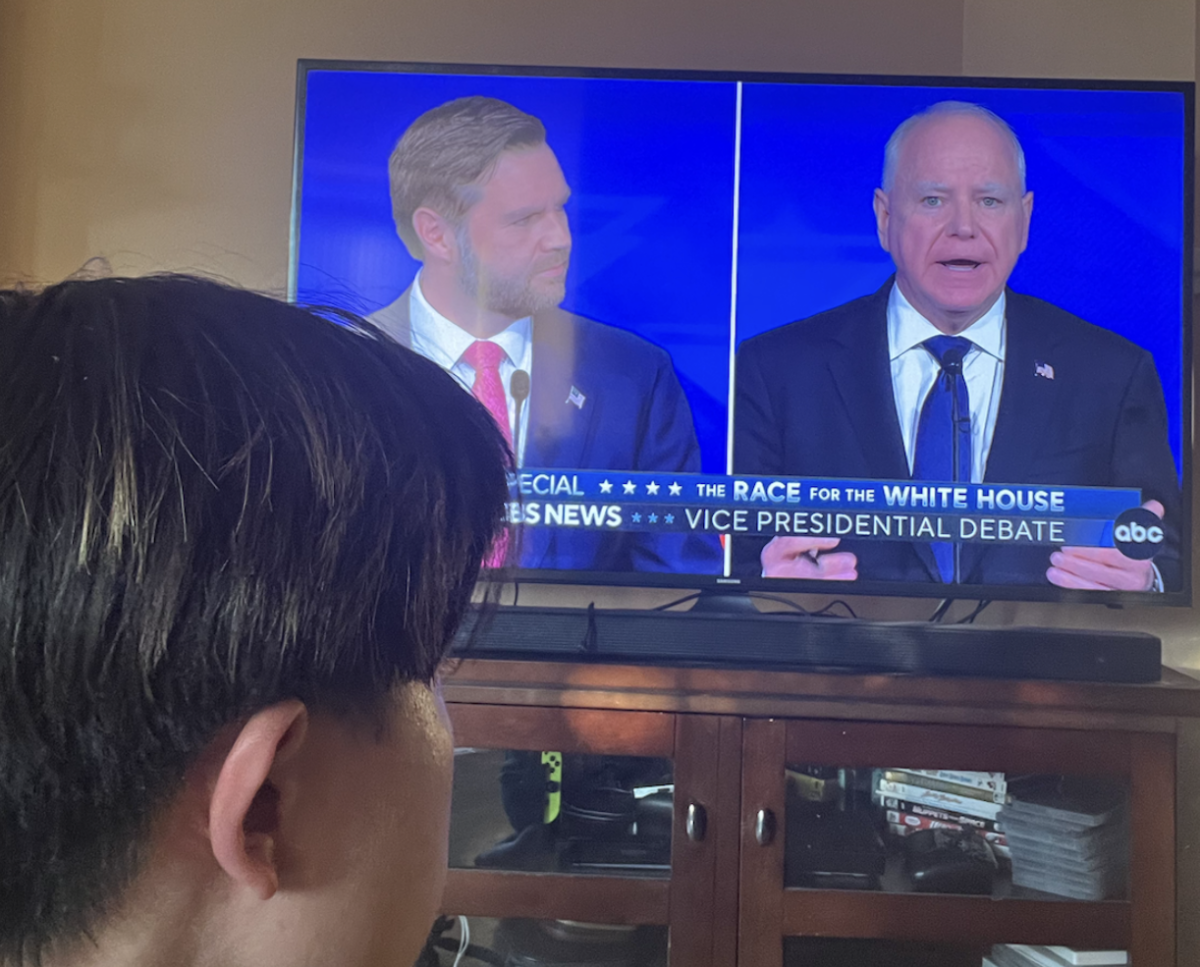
xmin=290 ymin=61 xmax=1193 ymax=617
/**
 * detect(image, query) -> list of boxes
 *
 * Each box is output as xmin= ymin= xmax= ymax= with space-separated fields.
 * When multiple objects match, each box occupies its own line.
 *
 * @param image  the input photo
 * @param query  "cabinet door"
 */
xmin=738 ymin=717 xmax=1172 ymax=967
xmin=442 ymin=703 xmax=741 ymax=967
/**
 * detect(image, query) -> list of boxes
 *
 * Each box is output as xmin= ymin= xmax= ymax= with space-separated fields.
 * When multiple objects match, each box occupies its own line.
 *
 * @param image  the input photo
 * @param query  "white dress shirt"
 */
xmin=409 ymin=273 xmax=533 ymax=466
xmin=888 ymin=283 xmax=1006 ymax=483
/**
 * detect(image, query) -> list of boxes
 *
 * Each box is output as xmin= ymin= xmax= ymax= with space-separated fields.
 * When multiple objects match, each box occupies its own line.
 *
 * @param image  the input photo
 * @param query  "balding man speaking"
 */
xmin=734 ymin=101 xmax=1181 ymax=591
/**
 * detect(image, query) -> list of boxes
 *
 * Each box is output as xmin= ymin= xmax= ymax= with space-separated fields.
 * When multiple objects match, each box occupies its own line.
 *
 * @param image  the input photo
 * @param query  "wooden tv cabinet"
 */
xmin=441 ymin=657 xmax=1200 ymax=966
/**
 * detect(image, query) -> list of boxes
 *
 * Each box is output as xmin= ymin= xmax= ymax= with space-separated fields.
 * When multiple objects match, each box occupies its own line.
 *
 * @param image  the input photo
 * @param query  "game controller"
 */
xmin=541 ymin=751 xmax=562 ymax=824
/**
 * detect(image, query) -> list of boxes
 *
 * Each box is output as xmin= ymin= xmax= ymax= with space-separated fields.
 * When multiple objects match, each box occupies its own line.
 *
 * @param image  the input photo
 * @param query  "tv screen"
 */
xmin=291 ymin=61 xmax=1192 ymax=606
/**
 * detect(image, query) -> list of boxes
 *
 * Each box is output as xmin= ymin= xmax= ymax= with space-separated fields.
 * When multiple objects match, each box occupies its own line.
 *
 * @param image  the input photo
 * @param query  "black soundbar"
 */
xmin=455 ymin=605 xmax=1162 ymax=683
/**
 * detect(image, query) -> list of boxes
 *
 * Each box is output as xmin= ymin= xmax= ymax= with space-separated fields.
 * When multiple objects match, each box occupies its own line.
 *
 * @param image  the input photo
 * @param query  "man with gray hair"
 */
xmin=372 ymin=95 xmax=720 ymax=575
xmin=735 ymin=101 xmax=1181 ymax=590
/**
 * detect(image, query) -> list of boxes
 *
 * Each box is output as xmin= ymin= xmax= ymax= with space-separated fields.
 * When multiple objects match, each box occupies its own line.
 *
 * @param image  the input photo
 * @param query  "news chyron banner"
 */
xmin=506 ymin=470 xmax=1165 ymax=558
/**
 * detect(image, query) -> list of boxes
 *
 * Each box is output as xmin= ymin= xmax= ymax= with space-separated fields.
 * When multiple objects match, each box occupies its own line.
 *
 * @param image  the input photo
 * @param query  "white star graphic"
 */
xmin=665 ymin=513 xmax=675 ymax=524
xmin=631 ymin=512 xmax=642 ymax=523
xmin=599 ymin=479 xmax=613 ymax=494
xmin=622 ymin=480 xmax=637 ymax=495
xmin=645 ymin=481 xmax=660 ymax=495
xmin=668 ymin=482 xmax=683 ymax=496
xmin=648 ymin=513 xmax=659 ymax=523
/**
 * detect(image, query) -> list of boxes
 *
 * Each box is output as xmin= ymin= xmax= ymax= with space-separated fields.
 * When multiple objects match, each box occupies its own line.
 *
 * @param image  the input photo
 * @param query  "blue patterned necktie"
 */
xmin=912 ymin=335 xmax=973 ymax=582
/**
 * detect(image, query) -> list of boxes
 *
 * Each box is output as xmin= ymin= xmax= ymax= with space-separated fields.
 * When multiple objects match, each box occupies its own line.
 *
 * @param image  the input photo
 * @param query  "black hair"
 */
xmin=0 ymin=275 xmax=510 ymax=962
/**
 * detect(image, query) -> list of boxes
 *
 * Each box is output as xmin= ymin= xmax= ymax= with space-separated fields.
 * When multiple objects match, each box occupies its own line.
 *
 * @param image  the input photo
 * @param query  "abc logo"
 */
xmin=1112 ymin=507 xmax=1165 ymax=561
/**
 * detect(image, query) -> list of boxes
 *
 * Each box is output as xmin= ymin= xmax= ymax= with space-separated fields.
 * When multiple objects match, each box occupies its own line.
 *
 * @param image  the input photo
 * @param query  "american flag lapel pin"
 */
xmin=1034 ymin=360 xmax=1055 ymax=380
xmin=567 ymin=385 xmax=586 ymax=409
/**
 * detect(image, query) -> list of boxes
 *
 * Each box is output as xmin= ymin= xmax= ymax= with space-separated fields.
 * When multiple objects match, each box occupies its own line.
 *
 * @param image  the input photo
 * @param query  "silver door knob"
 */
xmin=754 ymin=808 xmax=776 ymax=846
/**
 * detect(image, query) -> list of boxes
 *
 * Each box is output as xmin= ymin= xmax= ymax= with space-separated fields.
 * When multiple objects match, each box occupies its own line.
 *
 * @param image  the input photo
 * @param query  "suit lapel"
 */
xmin=962 ymin=291 xmax=1061 ymax=583
xmin=829 ymin=280 xmax=938 ymax=581
xmin=367 ymin=288 xmax=415 ymax=349
xmin=827 ymin=281 xmax=911 ymax=480
xmin=983 ymin=292 xmax=1062 ymax=484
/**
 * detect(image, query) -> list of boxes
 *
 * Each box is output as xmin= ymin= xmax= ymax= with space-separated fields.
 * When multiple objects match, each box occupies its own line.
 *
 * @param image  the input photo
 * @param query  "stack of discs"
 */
xmin=997 ymin=776 xmax=1128 ymax=901
xmin=986 ymin=944 xmax=1128 ymax=966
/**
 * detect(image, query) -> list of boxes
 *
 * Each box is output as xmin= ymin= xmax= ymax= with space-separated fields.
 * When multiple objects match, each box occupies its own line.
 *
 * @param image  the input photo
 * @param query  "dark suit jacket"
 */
xmin=733 ymin=280 xmax=1182 ymax=590
xmin=370 ymin=290 xmax=722 ymax=574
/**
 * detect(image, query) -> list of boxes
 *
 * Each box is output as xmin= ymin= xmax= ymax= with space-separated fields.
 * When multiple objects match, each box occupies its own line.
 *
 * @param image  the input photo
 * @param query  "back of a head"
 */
xmin=0 ymin=275 xmax=509 ymax=962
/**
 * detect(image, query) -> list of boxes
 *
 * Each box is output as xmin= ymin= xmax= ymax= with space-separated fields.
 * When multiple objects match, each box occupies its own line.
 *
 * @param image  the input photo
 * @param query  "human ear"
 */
xmin=873 ymin=188 xmax=892 ymax=252
xmin=1018 ymin=191 xmax=1034 ymax=252
xmin=208 ymin=700 xmax=308 ymax=900
xmin=412 ymin=208 xmax=457 ymax=264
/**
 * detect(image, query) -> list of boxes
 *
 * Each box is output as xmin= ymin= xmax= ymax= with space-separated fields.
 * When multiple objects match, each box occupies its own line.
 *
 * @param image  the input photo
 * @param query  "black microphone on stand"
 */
xmin=510 ymin=370 xmax=531 ymax=465
xmin=941 ymin=347 xmax=967 ymax=584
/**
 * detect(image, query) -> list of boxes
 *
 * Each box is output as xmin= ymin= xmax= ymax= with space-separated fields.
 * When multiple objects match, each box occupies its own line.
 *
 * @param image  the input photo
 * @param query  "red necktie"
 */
xmin=461 ymin=340 xmax=513 ymax=447
xmin=461 ymin=340 xmax=512 ymax=567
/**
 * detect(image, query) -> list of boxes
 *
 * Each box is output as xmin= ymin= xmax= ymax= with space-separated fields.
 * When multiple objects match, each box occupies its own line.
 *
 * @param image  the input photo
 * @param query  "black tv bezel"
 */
xmin=290 ymin=59 xmax=1194 ymax=610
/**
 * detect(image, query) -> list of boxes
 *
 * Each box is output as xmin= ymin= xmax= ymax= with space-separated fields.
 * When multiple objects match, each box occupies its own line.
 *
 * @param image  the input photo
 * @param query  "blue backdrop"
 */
xmin=296 ymin=69 xmax=737 ymax=473
xmin=736 ymin=83 xmax=1187 ymax=479
xmin=294 ymin=69 xmax=1187 ymax=482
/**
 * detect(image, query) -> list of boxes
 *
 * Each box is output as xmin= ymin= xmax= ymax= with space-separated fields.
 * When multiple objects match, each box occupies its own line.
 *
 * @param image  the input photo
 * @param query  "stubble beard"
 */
xmin=455 ymin=227 xmax=568 ymax=320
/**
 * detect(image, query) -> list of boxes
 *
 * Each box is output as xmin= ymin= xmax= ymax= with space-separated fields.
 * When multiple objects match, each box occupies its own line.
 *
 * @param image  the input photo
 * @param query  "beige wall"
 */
xmin=964 ymin=0 xmax=1194 ymax=79
xmin=0 ymin=0 xmax=970 ymax=293
xmin=7 ymin=0 xmax=1188 ymax=287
